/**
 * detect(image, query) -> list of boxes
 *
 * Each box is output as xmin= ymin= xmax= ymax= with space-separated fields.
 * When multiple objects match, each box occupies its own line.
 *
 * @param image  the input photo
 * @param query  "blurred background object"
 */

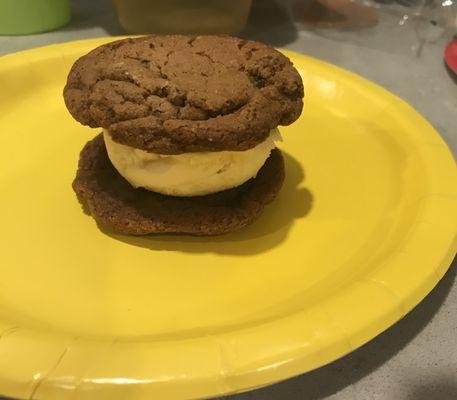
xmin=284 ymin=0 xmax=456 ymax=56
xmin=112 ymin=0 xmax=253 ymax=35
xmin=293 ymin=0 xmax=378 ymax=29
xmin=445 ymin=38 xmax=457 ymax=75
xmin=0 ymin=0 xmax=70 ymax=35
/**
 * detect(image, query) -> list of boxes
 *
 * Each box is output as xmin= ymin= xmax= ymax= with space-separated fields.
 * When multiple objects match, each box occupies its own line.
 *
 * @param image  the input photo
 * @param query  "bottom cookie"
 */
xmin=73 ymin=134 xmax=285 ymax=235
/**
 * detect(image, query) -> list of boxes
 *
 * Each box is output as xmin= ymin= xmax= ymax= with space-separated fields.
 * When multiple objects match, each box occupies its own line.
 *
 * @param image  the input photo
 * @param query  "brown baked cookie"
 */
xmin=73 ymin=134 xmax=285 ymax=235
xmin=64 ymin=35 xmax=303 ymax=154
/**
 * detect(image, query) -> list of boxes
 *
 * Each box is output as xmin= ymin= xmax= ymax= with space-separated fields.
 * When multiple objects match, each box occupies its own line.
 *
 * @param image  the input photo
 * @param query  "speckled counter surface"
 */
xmin=0 ymin=1 xmax=456 ymax=399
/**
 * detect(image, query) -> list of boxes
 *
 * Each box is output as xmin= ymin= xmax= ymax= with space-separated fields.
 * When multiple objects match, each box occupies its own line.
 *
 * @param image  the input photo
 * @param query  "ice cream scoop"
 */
xmin=103 ymin=129 xmax=282 ymax=197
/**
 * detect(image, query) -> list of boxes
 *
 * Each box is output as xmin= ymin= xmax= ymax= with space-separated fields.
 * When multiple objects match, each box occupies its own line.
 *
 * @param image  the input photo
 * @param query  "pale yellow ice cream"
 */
xmin=103 ymin=129 xmax=281 ymax=197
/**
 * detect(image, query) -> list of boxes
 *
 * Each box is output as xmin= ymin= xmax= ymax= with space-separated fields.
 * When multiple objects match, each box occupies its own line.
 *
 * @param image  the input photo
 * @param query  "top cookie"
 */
xmin=64 ymin=35 xmax=304 ymax=154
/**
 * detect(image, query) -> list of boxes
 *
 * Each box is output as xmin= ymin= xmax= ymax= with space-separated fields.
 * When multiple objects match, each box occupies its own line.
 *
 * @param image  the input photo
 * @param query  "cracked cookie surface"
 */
xmin=73 ymin=134 xmax=285 ymax=235
xmin=64 ymin=35 xmax=304 ymax=154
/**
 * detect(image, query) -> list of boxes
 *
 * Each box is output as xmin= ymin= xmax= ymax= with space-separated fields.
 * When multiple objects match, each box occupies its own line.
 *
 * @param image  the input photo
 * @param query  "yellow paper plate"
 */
xmin=0 ymin=38 xmax=456 ymax=400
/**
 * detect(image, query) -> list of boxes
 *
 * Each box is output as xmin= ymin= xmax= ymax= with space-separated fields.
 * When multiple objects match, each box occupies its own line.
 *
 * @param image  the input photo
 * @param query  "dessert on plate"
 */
xmin=64 ymin=35 xmax=304 ymax=235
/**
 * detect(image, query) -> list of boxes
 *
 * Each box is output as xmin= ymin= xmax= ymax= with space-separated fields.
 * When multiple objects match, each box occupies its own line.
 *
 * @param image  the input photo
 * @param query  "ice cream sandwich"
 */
xmin=64 ymin=35 xmax=304 ymax=235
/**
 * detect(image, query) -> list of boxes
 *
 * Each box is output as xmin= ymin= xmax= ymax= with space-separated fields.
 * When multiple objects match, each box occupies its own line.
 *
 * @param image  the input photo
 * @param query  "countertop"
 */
xmin=0 ymin=0 xmax=456 ymax=399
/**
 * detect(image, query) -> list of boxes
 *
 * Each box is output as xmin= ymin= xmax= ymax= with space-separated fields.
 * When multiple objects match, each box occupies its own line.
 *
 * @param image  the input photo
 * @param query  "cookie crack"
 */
xmin=244 ymin=48 xmax=259 ymax=61
xmin=194 ymin=50 xmax=228 ymax=70
xmin=124 ymin=55 xmax=150 ymax=67
xmin=237 ymin=40 xmax=248 ymax=50
xmin=156 ymin=51 xmax=173 ymax=81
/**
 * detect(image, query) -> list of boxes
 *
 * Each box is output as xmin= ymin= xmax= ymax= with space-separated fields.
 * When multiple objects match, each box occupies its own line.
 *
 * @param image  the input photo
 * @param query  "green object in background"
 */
xmin=0 ymin=0 xmax=70 ymax=35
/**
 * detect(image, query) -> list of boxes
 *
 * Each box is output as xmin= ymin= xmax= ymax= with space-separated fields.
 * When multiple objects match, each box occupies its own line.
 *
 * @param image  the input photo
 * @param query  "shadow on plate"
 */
xmin=102 ymin=152 xmax=313 ymax=256
xmin=219 ymin=257 xmax=457 ymax=399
